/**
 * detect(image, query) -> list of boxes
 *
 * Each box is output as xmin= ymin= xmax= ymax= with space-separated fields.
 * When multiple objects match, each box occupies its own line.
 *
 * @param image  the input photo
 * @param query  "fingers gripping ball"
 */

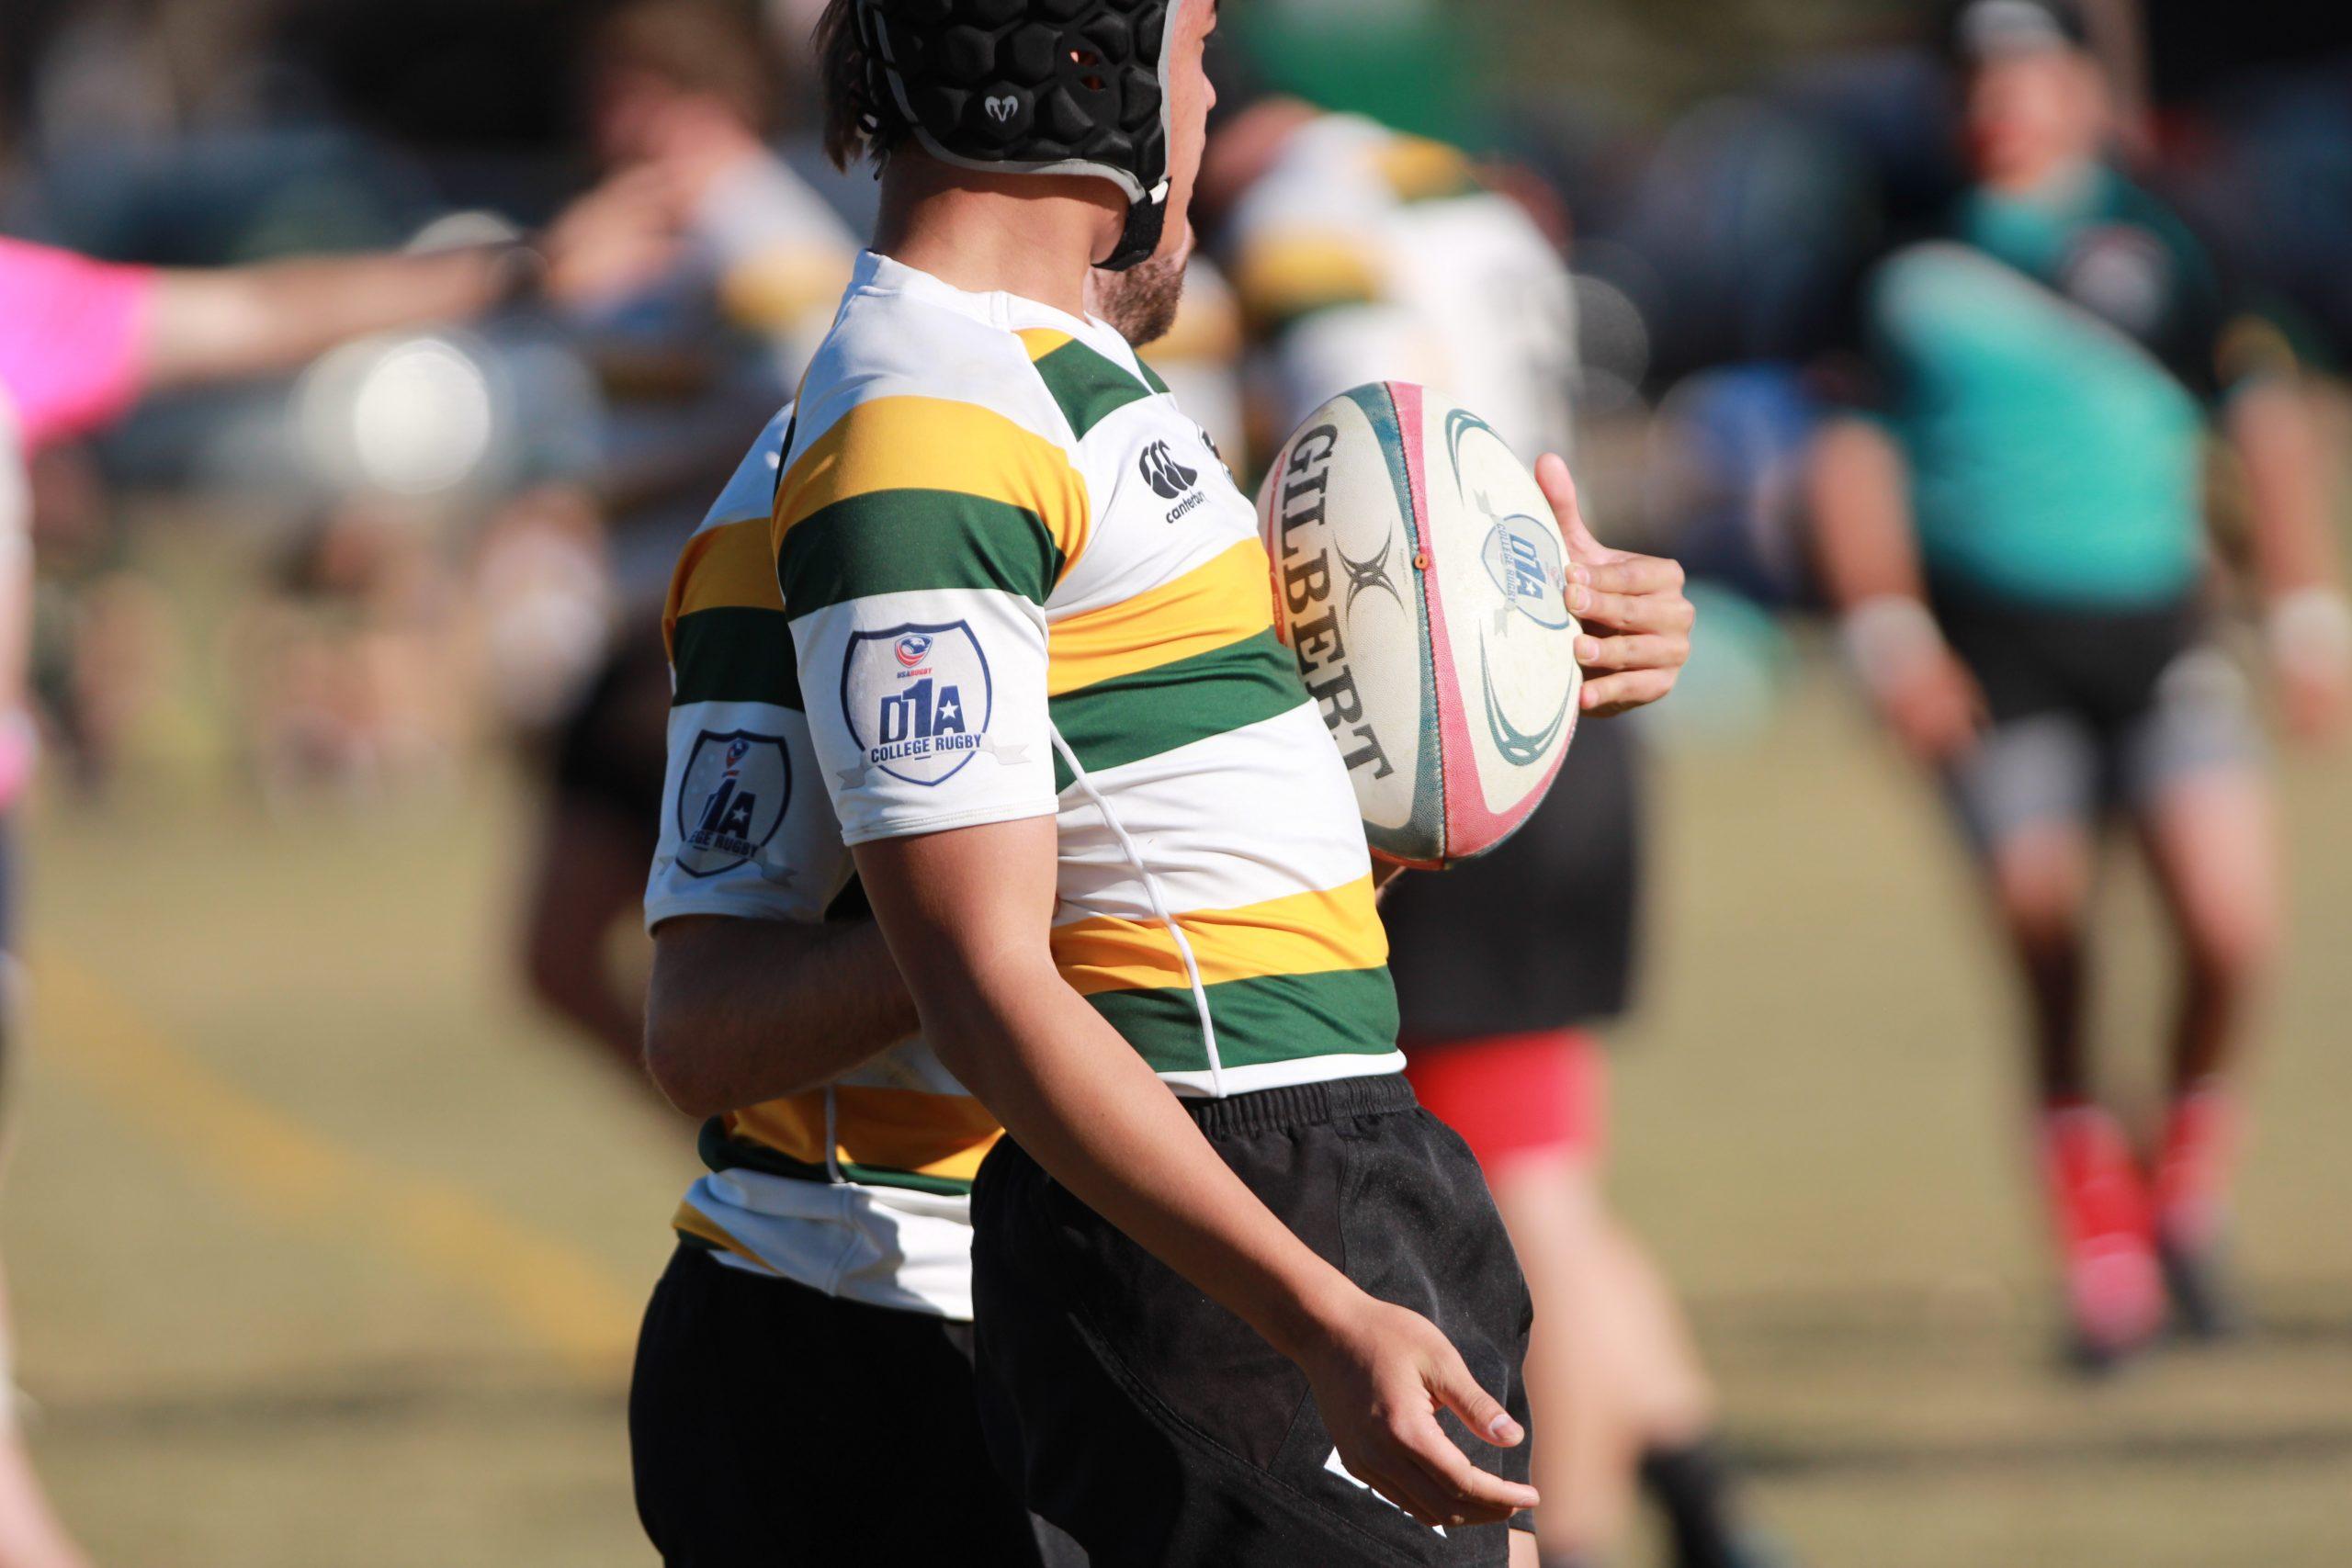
xmin=1259 ymin=383 xmax=1583 ymax=868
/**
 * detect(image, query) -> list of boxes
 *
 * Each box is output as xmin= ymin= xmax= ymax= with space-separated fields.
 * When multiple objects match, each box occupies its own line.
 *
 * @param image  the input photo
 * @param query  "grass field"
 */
xmin=7 ymin=656 xmax=2350 ymax=1567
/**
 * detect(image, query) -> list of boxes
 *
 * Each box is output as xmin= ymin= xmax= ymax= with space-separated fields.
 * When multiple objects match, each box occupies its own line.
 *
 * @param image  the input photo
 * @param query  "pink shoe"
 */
xmin=2040 ymin=1101 xmax=2165 ymax=1370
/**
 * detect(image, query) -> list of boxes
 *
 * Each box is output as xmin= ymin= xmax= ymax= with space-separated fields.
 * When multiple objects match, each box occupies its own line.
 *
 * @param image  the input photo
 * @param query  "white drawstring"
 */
xmin=1050 ymin=729 xmax=1224 ymax=1098
xmin=822 ymin=1088 xmax=843 ymax=1183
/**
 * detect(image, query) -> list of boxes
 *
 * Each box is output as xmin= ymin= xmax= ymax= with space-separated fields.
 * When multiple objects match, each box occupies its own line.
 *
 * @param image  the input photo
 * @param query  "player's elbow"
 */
xmin=640 ymin=999 xmax=731 ymax=1118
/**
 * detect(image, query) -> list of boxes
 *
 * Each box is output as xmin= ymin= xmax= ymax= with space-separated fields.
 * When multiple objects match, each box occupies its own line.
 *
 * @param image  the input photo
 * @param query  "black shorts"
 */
xmin=628 ymin=1246 xmax=1080 ymax=1567
xmin=547 ymin=616 xmax=673 ymax=851
xmin=971 ymin=1074 xmax=1534 ymax=1568
xmin=1935 ymin=592 xmax=2201 ymax=734
xmin=1381 ymin=716 xmax=1643 ymax=1042
xmin=1932 ymin=592 xmax=2257 ymax=849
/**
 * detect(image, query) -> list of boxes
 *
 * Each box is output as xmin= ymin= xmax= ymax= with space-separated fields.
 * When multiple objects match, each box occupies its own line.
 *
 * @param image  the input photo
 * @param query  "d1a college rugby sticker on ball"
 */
xmin=1259 ymin=382 xmax=1582 ymax=868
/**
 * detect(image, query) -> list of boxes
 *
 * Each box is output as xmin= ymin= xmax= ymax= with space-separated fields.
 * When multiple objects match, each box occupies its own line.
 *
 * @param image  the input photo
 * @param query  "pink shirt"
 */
xmin=0 ymin=237 xmax=156 ymax=452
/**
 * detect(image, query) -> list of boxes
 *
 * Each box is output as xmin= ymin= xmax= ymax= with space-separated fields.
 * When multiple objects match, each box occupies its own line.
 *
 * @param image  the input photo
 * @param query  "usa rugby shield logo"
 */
xmin=674 ymin=730 xmax=790 ymax=877
xmin=840 ymin=621 xmax=1001 ymax=787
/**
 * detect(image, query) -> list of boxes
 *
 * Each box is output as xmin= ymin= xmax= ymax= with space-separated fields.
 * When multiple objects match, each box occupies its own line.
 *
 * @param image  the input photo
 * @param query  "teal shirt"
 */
xmin=1863 ymin=168 xmax=2233 ymax=610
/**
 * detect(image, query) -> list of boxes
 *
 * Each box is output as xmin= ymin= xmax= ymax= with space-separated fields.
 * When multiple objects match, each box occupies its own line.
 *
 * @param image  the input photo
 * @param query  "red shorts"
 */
xmin=1402 ymin=1027 xmax=1607 ymax=1174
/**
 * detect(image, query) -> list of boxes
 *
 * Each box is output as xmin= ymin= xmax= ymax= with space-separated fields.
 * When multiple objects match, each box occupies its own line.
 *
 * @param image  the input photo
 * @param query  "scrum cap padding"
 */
xmin=855 ymin=0 xmax=1179 ymax=269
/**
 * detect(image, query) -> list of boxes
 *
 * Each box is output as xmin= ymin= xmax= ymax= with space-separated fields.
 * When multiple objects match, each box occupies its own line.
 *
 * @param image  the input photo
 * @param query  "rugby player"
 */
xmin=1202 ymin=100 xmax=1775 ymax=1568
xmin=1809 ymin=0 xmax=2349 ymax=1366
xmin=639 ymin=0 xmax=1689 ymax=1560
xmin=629 ymin=259 xmax=1200 ymax=1567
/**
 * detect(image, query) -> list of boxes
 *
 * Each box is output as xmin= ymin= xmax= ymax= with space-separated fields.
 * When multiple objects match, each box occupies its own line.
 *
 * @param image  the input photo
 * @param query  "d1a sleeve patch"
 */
xmin=838 ymin=621 xmax=1023 ymax=789
xmin=673 ymin=730 xmax=792 ymax=877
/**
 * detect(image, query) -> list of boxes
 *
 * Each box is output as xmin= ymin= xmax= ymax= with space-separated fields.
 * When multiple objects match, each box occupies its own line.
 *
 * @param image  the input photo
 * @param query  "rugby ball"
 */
xmin=1259 ymin=383 xmax=1582 ymax=868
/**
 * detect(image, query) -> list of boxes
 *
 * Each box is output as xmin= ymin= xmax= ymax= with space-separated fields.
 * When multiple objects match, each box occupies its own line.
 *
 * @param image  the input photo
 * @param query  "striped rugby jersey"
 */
xmin=776 ymin=251 xmax=1403 ymax=1098
xmin=648 ymin=408 xmax=992 ymax=1319
xmin=1227 ymin=112 xmax=1577 ymax=462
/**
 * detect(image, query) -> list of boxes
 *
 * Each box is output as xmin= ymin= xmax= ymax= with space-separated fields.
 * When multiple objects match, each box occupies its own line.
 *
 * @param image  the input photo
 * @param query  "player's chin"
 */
xmin=1161 ymin=215 xmax=1198 ymax=271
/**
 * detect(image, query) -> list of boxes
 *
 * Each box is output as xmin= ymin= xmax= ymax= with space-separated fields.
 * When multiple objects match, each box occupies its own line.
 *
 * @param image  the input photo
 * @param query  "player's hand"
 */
xmin=538 ymin=166 xmax=689 ymax=308
xmin=1878 ymin=647 xmax=1986 ymax=767
xmin=1295 ymin=1292 xmax=1537 ymax=1532
xmin=1536 ymin=454 xmax=1694 ymax=717
xmin=2268 ymin=591 xmax=2352 ymax=748
xmin=2278 ymin=656 xmax=2352 ymax=747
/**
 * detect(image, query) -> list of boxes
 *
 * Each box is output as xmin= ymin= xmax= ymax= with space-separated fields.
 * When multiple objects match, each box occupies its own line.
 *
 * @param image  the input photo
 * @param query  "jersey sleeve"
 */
xmin=0 ymin=239 xmax=155 ymax=451
xmin=2164 ymin=217 xmax=2294 ymax=409
xmin=646 ymin=415 xmax=854 ymax=929
xmin=776 ymin=394 xmax=1089 ymax=846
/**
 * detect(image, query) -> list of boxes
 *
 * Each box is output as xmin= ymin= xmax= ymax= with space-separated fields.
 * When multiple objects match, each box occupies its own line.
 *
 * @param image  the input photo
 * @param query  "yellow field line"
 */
xmin=28 ymin=950 xmax=640 ymax=1379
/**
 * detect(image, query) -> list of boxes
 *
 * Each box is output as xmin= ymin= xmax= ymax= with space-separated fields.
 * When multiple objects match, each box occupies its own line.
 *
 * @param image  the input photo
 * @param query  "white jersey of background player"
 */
xmin=1218 ymin=109 xmax=1578 ymax=462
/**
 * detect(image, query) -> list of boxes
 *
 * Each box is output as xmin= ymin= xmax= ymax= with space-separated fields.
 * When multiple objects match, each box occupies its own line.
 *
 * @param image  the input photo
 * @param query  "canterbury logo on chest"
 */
xmin=1138 ymin=440 xmax=1198 ymax=501
xmin=1018 ymin=326 xmax=1238 ymax=534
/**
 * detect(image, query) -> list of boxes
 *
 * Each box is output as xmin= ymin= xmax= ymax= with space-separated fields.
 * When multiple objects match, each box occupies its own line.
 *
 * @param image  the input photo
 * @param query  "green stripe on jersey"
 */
xmin=1049 ymin=627 xmax=1308 ymax=787
xmin=696 ymin=1120 xmax=977 ymax=1198
xmin=1136 ymin=357 xmax=1171 ymax=397
xmin=672 ymin=605 xmax=802 ymax=709
xmin=1084 ymin=966 xmax=1401 ymax=1075
xmin=779 ymin=489 xmax=1066 ymax=615
xmin=1032 ymin=338 xmax=1155 ymax=439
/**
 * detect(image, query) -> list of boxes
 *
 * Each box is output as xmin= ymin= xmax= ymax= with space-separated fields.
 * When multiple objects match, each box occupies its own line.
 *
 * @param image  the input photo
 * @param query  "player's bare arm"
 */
xmin=2226 ymin=378 xmax=2352 ymax=742
xmin=854 ymin=817 xmax=1539 ymax=1531
xmin=642 ymin=915 xmax=918 ymax=1116
xmin=1807 ymin=416 xmax=1986 ymax=764
xmin=140 ymin=174 xmax=681 ymax=393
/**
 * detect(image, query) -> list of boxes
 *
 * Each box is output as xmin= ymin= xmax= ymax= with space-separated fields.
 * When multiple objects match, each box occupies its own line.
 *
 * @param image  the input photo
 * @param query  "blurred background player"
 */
xmin=511 ymin=0 xmax=858 ymax=1080
xmin=0 ymin=189 xmax=676 ymax=1568
xmin=1199 ymin=96 xmax=1779 ymax=1568
xmin=1808 ymin=0 xmax=2351 ymax=1367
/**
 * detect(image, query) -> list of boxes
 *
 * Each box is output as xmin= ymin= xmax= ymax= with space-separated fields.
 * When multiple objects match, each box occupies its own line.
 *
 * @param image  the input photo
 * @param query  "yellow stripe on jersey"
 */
xmin=672 ymin=1201 xmax=766 ymax=1269
xmin=1375 ymin=134 xmax=1477 ymax=204
xmin=729 ymin=1096 xmax=830 ymax=1166
xmin=1017 ymin=328 xmax=1075 ymax=363
xmin=824 ymin=1087 xmax=1001 ymax=1185
xmin=724 ymin=1089 xmax=1001 ymax=1190
xmin=667 ymin=513 xmax=783 ymax=632
xmin=772 ymin=393 xmax=1092 ymax=576
xmin=1143 ymin=287 xmax=1244 ymax=366
xmin=1046 ymin=539 xmax=1276 ymax=695
xmin=718 ymin=245 xmax=855 ymax=335
xmin=1050 ymin=875 xmax=1388 ymax=996
xmin=1235 ymin=232 xmax=1384 ymax=328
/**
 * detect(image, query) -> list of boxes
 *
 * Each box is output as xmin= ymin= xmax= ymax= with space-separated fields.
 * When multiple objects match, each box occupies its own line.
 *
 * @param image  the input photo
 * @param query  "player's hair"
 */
xmin=814 ymin=0 xmax=902 ymax=171
xmin=587 ymin=0 xmax=780 ymax=135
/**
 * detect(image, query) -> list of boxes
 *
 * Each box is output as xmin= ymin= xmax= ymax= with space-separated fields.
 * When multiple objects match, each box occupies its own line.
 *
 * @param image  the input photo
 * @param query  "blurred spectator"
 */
xmin=509 ymin=0 xmax=856 ymax=1081
xmin=230 ymin=502 xmax=473 ymax=805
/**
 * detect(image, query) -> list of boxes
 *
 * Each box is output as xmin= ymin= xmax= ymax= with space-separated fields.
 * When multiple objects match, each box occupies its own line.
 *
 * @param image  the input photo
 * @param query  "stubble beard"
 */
xmin=1091 ymin=250 xmax=1189 ymax=350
